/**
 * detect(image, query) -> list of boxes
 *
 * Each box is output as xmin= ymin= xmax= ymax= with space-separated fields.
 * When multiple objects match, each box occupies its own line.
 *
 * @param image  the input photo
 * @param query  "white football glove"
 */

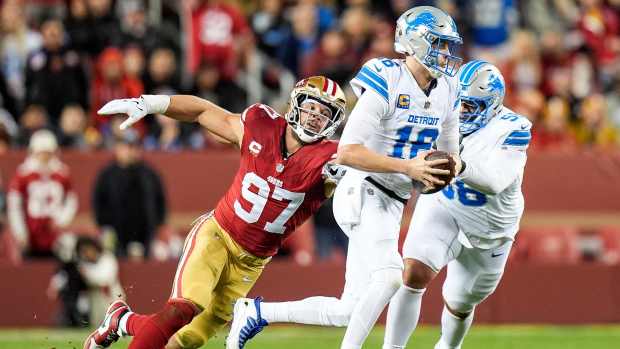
xmin=98 ymin=97 xmax=149 ymax=130
xmin=98 ymin=95 xmax=170 ymax=130
xmin=322 ymin=162 xmax=347 ymax=183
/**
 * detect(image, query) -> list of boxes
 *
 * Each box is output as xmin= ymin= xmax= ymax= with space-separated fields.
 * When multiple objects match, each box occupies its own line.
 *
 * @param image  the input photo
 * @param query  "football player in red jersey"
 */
xmin=7 ymin=129 xmax=78 ymax=258
xmin=84 ymin=76 xmax=349 ymax=349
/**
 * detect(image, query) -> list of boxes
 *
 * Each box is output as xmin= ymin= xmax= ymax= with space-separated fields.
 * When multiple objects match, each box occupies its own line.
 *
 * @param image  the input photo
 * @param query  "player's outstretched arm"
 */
xmin=98 ymin=95 xmax=243 ymax=145
xmin=168 ymin=95 xmax=242 ymax=145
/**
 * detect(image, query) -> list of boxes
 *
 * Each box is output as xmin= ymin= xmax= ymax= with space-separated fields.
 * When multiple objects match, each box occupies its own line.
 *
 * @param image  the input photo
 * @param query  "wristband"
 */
xmin=141 ymin=95 xmax=171 ymax=114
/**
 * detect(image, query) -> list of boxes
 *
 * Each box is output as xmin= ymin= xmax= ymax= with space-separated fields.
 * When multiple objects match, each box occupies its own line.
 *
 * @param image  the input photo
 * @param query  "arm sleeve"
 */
xmin=436 ymin=107 xmax=460 ymax=154
xmin=7 ymin=190 xmax=28 ymax=246
xmin=339 ymin=90 xmax=388 ymax=146
xmin=436 ymin=79 xmax=460 ymax=154
xmin=460 ymin=129 xmax=529 ymax=195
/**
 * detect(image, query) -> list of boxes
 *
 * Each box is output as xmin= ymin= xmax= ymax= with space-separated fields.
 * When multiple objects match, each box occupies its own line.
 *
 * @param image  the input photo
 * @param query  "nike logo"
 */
xmin=520 ymin=124 xmax=528 ymax=130
xmin=132 ymin=100 xmax=144 ymax=111
xmin=241 ymin=276 xmax=253 ymax=283
xmin=328 ymin=167 xmax=342 ymax=176
xmin=373 ymin=64 xmax=383 ymax=72
xmin=491 ymin=252 xmax=504 ymax=258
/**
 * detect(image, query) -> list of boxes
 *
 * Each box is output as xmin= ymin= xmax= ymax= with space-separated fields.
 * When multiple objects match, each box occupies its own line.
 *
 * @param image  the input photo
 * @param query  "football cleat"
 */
xmin=83 ymin=299 xmax=130 ymax=349
xmin=226 ymin=297 xmax=269 ymax=349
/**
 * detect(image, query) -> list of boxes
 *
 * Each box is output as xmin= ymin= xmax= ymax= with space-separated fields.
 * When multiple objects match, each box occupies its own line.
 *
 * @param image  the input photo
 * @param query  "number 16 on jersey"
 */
xmin=392 ymin=127 xmax=439 ymax=159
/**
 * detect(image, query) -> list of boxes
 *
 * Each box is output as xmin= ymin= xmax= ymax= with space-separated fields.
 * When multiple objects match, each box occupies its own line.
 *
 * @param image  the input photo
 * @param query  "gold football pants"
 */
xmin=170 ymin=214 xmax=270 ymax=349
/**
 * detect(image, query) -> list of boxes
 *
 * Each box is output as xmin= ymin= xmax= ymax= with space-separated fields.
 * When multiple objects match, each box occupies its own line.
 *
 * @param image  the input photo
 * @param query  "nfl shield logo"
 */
xmin=276 ymin=163 xmax=285 ymax=173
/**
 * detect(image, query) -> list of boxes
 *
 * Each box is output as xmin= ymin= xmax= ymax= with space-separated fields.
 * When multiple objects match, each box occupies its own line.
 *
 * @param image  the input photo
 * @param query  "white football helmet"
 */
xmin=458 ymin=60 xmax=506 ymax=135
xmin=394 ymin=6 xmax=463 ymax=78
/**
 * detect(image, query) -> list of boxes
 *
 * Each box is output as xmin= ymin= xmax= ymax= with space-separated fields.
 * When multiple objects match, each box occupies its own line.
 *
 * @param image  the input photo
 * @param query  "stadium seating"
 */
xmin=515 ymin=227 xmax=581 ymax=264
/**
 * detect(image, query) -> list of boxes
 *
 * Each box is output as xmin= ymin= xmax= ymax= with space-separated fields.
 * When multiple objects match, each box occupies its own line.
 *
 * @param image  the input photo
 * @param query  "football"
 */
xmin=414 ymin=150 xmax=456 ymax=194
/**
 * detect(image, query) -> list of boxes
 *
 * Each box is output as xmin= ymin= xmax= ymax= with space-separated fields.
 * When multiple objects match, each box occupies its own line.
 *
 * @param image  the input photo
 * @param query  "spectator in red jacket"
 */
xmin=91 ymin=47 xmax=143 ymax=136
xmin=7 ymin=129 xmax=78 ymax=258
xmin=577 ymin=0 xmax=619 ymax=67
xmin=186 ymin=0 xmax=252 ymax=81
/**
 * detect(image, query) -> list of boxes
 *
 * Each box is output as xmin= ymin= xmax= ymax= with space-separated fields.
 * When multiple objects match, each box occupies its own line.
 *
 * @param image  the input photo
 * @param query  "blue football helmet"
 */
xmin=457 ymin=60 xmax=506 ymax=135
xmin=394 ymin=6 xmax=463 ymax=78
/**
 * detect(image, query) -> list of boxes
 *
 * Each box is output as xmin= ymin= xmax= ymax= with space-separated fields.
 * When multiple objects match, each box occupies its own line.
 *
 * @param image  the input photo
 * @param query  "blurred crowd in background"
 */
xmin=0 ymin=0 xmax=618 ymax=153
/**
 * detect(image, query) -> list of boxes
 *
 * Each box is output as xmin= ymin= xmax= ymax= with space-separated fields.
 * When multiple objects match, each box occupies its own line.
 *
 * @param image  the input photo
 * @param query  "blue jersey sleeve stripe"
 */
xmin=360 ymin=67 xmax=388 ymax=90
xmin=353 ymin=74 xmax=389 ymax=101
xmin=507 ymin=130 xmax=531 ymax=138
xmin=503 ymin=138 xmax=530 ymax=146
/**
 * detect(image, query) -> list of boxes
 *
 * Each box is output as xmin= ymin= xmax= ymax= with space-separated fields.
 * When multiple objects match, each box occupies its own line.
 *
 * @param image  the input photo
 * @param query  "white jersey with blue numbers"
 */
xmin=344 ymin=57 xmax=460 ymax=199
xmin=436 ymin=106 xmax=531 ymax=248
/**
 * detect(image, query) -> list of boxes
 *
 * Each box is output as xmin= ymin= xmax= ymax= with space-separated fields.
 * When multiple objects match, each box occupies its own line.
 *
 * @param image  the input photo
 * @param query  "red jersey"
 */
xmin=189 ymin=3 xmax=249 ymax=80
xmin=214 ymin=104 xmax=338 ymax=257
xmin=8 ymin=157 xmax=76 ymax=253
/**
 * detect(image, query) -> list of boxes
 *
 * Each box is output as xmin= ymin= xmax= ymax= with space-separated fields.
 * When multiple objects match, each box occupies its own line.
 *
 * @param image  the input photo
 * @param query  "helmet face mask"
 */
xmin=395 ymin=6 xmax=463 ymax=78
xmin=286 ymin=77 xmax=346 ymax=144
xmin=457 ymin=60 xmax=506 ymax=135
xmin=421 ymin=32 xmax=462 ymax=77
xmin=459 ymin=96 xmax=493 ymax=135
xmin=297 ymin=96 xmax=336 ymax=134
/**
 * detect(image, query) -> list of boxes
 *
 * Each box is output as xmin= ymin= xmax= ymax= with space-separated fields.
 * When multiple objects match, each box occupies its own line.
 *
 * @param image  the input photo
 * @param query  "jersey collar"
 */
xmin=403 ymin=63 xmax=439 ymax=97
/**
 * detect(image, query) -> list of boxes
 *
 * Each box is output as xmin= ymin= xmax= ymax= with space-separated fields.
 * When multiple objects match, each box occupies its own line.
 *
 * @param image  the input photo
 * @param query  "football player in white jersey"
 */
xmin=226 ymin=6 xmax=464 ymax=349
xmin=383 ymin=61 xmax=531 ymax=349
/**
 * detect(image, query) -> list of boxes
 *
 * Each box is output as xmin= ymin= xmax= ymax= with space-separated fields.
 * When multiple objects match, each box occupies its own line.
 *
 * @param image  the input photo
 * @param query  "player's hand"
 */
xmin=322 ymin=161 xmax=347 ymax=183
xmin=405 ymin=150 xmax=450 ymax=188
xmin=98 ymin=97 xmax=148 ymax=130
xmin=451 ymin=153 xmax=462 ymax=180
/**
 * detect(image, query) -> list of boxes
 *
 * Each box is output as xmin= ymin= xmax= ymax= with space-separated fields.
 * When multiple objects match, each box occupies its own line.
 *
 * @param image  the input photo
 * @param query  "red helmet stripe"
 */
xmin=322 ymin=78 xmax=329 ymax=93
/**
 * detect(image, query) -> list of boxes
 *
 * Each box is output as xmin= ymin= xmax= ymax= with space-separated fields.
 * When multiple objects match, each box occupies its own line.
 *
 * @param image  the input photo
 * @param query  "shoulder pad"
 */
xmin=350 ymin=58 xmax=400 ymax=102
xmin=498 ymin=113 xmax=532 ymax=148
xmin=241 ymin=103 xmax=280 ymax=124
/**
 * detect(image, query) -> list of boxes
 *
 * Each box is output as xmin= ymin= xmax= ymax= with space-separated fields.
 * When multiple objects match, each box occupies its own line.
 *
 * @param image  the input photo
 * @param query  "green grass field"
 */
xmin=1 ymin=325 xmax=619 ymax=349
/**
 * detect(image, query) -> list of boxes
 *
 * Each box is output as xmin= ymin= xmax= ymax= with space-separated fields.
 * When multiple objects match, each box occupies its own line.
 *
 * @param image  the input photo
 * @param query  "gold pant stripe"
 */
xmin=170 ymin=213 xmax=210 ymax=299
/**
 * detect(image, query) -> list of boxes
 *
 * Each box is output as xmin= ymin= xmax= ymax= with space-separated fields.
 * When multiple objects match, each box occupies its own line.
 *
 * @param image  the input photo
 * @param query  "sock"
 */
xmin=340 ymin=269 xmax=402 ymax=349
xmin=382 ymin=285 xmax=426 ymax=349
xmin=261 ymin=296 xmax=353 ymax=327
xmin=119 ymin=312 xmax=149 ymax=336
xmin=128 ymin=301 xmax=198 ymax=349
xmin=259 ymin=302 xmax=288 ymax=323
xmin=436 ymin=306 xmax=474 ymax=349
